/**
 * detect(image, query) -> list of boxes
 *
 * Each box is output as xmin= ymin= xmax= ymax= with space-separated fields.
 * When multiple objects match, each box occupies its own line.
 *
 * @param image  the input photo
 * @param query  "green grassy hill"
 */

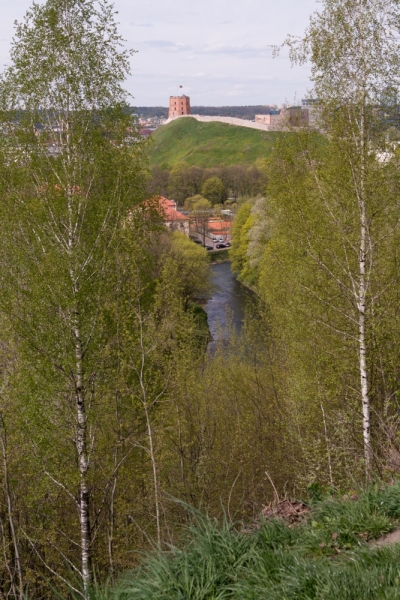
xmin=149 ymin=117 xmax=282 ymax=168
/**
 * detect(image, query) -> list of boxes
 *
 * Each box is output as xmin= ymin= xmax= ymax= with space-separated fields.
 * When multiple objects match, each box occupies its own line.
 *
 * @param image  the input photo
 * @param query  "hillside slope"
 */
xmin=100 ymin=482 xmax=400 ymax=599
xmin=149 ymin=117 xmax=281 ymax=167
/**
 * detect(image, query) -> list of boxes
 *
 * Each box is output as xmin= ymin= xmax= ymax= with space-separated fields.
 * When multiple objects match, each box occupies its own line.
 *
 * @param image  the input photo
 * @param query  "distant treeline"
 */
xmin=147 ymin=161 xmax=267 ymax=203
xmin=136 ymin=105 xmax=275 ymax=120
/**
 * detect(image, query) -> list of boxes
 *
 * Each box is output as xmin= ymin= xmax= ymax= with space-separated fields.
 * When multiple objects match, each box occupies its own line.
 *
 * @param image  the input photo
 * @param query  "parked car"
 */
xmin=205 ymin=245 xmax=213 ymax=250
xmin=225 ymin=241 xmax=231 ymax=247
xmin=215 ymin=243 xmax=227 ymax=249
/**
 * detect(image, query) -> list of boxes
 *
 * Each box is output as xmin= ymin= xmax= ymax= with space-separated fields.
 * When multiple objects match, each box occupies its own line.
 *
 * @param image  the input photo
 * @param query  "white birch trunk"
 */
xmin=73 ymin=310 xmax=92 ymax=596
xmin=358 ymin=11 xmax=372 ymax=476
xmin=136 ymin=298 xmax=162 ymax=547
xmin=358 ymin=196 xmax=372 ymax=474
xmin=144 ymin=404 xmax=161 ymax=547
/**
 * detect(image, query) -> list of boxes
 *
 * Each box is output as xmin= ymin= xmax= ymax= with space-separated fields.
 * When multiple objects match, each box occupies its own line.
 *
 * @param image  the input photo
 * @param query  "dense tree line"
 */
xmin=3 ymin=0 xmax=400 ymax=597
xmin=0 ymin=1 xmax=277 ymax=596
xmin=0 ymin=0 xmax=213 ymax=596
xmin=231 ymin=0 xmax=400 ymax=483
xmin=147 ymin=161 xmax=267 ymax=204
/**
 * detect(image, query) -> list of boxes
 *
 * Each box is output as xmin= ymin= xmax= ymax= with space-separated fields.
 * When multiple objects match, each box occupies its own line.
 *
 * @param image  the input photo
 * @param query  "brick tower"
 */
xmin=169 ymin=95 xmax=191 ymax=118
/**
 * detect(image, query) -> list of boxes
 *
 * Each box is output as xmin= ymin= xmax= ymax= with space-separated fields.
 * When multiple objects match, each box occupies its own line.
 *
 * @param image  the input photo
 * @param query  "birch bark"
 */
xmin=358 ymin=10 xmax=373 ymax=473
xmin=280 ymin=0 xmax=400 ymax=477
xmin=0 ymin=0 xmax=142 ymax=593
xmin=73 ymin=307 xmax=92 ymax=594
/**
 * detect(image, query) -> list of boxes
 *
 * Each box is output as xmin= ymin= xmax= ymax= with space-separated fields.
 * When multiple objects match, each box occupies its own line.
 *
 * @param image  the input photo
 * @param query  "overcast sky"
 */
xmin=0 ymin=0 xmax=319 ymax=107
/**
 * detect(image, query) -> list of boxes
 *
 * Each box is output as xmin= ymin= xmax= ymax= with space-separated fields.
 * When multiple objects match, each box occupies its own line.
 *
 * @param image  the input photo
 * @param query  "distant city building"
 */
xmin=301 ymin=99 xmax=317 ymax=109
xmin=139 ymin=128 xmax=154 ymax=138
xmin=207 ymin=219 xmax=232 ymax=241
xmin=169 ymin=95 xmax=191 ymax=118
xmin=158 ymin=196 xmax=190 ymax=236
xmin=285 ymin=106 xmax=309 ymax=127
xmin=255 ymin=111 xmax=280 ymax=126
xmin=301 ymin=99 xmax=318 ymax=126
xmin=255 ymin=107 xmax=309 ymax=130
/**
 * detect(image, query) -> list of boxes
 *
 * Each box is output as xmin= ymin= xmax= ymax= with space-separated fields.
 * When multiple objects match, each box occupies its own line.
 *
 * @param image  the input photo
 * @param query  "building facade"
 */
xmin=169 ymin=95 xmax=191 ymax=118
xmin=255 ymin=107 xmax=309 ymax=130
xmin=255 ymin=112 xmax=280 ymax=126
xmin=301 ymin=99 xmax=318 ymax=126
xmin=158 ymin=196 xmax=190 ymax=236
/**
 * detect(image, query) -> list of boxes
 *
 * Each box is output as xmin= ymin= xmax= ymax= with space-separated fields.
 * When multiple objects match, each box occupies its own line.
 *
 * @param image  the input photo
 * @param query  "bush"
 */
xmin=99 ymin=482 xmax=400 ymax=599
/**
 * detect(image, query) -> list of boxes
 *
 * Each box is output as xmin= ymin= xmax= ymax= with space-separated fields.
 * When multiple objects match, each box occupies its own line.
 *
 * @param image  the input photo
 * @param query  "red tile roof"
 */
xmin=158 ymin=196 xmax=188 ymax=221
xmin=207 ymin=220 xmax=232 ymax=232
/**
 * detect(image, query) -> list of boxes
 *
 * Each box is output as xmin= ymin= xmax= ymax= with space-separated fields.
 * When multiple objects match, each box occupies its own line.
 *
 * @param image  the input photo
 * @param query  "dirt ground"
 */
xmin=374 ymin=528 xmax=400 ymax=548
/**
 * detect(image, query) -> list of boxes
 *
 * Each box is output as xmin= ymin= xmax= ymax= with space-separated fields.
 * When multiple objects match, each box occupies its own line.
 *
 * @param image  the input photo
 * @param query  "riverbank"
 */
xmin=236 ymin=274 xmax=259 ymax=295
xmin=209 ymin=249 xmax=230 ymax=263
xmin=204 ymin=262 xmax=252 ymax=351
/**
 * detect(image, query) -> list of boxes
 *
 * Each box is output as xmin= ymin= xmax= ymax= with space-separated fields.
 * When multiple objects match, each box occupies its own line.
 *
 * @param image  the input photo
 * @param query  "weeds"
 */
xmin=98 ymin=482 xmax=400 ymax=599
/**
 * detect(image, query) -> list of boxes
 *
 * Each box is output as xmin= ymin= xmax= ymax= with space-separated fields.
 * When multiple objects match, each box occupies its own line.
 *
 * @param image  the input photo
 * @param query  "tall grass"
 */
xmin=97 ymin=483 xmax=400 ymax=599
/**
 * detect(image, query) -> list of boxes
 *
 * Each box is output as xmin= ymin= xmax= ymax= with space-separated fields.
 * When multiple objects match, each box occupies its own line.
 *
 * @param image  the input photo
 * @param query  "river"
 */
xmin=205 ymin=262 xmax=252 ymax=350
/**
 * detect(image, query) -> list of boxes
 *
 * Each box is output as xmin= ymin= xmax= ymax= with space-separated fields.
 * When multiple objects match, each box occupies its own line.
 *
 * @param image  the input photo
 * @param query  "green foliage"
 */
xmin=201 ymin=176 xmax=224 ymax=204
xmin=184 ymin=194 xmax=205 ymax=211
xmin=160 ymin=232 xmax=211 ymax=310
xmin=276 ymin=0 xmax=400 ymax=474
xmin=192 ymin=198 xmax=212 ymax=212
xmin=230 ymin=121 xmax=400 ymax=485
xmin=1 ymin=0 xmax=132 ymax=110
xmin=148 ymin=161 xmax=267 ymax=203
xmin=284 ymin=0 xmax=400 ymax=107
xmin=150 ymin=117 xmax=282 ymax=168
xmin=6 ymin=0 xmax=400 ymax=595
xmin=99 ymin=483 xmax=400 ymax=600
xmin=0 ymin=0 xmax=150 ymax=594
xmin=208 ymin=249 xmax=230 ymax=263
xmin=187 ymin=303 xmax=210 ymax=347
xmin=115 ymin=516 xmax=250 ymax=600
xmin=229 ymin=202 xmax=253 ymax=274
xmin=167 ymin=162 xmax=201 ymax=203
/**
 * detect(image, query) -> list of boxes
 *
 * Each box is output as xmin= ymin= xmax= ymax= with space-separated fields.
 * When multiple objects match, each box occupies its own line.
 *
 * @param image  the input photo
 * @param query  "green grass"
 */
xmin=149 ymin=117 xmax=283 ymax=168
xmin=96 ymin=482 xmax=400 ymax=599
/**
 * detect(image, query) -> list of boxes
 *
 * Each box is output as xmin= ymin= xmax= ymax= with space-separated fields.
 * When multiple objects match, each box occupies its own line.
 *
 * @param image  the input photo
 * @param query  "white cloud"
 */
xmin=198 ymin=44 xmax=274 ymax=59
xmin=139 ymin=40 xmax=192 ymax=52
xmin=0 ymin=0 xmax=319 ymax=105
xmin=130 ymin=22 xmax=154 ymax=28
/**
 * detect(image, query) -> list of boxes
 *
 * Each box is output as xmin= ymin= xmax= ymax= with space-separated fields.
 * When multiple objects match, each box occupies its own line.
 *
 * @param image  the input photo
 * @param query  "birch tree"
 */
xmin=279 ymin=0 xmax=400 ymax=476
xmin=0 ymin=0 xmax=146 ymax=594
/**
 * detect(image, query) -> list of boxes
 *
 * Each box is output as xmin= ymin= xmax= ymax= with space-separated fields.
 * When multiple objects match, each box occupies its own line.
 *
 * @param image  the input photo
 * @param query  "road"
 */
xmin=192 ymin=233 xmax=231 ymax=248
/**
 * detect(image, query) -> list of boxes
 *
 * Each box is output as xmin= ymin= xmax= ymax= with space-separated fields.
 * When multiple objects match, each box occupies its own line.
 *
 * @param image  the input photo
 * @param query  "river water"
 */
xmin=205 ymin=262 xmax=251 ymax=350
